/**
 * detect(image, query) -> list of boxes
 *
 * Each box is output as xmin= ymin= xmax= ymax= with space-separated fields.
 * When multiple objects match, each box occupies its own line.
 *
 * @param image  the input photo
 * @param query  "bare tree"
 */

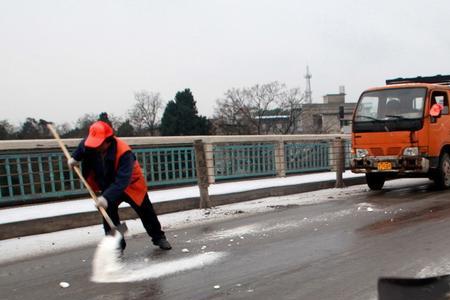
xmin=214 ymin=88 xmax=254 ymax=135
xmin=56 ymin=122 xmax=72 ymax=136
xmin=129 ymin=91 xmax=163 ymax=136
xmin=274 ymin=87 xmax=304 ymax=134
xmin=213 ymin=82 xmax=304 ymax=135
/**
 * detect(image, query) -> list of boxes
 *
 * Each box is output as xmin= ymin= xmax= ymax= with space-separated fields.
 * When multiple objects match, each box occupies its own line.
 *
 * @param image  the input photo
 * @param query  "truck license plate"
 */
xmin=377 ymin=162 xmax=392 ymax=170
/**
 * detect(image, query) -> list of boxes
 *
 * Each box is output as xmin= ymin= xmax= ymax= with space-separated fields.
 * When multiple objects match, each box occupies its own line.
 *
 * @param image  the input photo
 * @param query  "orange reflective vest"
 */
xmin=87 ymin=137 xmax=148 ymax=206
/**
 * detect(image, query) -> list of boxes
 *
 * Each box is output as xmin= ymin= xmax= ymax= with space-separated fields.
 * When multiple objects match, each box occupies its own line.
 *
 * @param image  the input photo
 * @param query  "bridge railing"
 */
xmin=0 ymin=134 xmax=351 ymax=206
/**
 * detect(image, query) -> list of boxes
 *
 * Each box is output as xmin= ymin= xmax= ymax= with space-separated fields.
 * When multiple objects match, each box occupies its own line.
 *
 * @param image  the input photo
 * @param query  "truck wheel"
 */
xmin=434 ymin=153 xmax=450 ymax=189
xmin=366 ymin=173 xmax=385 ymax=190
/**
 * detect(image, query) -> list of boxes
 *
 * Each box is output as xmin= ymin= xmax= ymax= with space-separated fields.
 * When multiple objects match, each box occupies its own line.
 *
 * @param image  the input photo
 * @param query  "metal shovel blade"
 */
xmin=378 ymin=275 xmax=450 ymax=300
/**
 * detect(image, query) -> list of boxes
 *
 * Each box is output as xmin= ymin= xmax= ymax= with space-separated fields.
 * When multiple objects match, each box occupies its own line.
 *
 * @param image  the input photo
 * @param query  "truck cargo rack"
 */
xmin=386 ymin=75 xmax=450 ymax=86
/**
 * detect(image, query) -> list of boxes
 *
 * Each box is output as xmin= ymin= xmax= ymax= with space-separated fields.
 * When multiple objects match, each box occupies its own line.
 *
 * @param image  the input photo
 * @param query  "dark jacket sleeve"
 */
xmin=102 ymin=151 xmax=134 ymax=203
xmin=71 ymin=139 xmax=86 ymax=161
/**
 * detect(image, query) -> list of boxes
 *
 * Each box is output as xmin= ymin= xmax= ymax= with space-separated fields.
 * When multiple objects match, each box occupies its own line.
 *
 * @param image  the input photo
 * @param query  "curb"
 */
xmin=0 ymin=177 xmax=366 ymax=240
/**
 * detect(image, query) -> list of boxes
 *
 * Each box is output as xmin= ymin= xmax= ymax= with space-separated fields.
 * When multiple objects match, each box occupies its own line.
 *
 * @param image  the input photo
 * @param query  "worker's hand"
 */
xmin=67 ymin=157 xmax=80 ymax=170
xmin=95 ymin=196 xmax=108 ymax=209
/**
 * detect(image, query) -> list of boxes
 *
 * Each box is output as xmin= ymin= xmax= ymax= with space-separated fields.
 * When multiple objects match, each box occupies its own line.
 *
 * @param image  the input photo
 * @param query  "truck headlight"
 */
xmin=403 ymin=147 xmax=419 ymax=156
xmin=355 ymin=149 xmax=369 ymax=158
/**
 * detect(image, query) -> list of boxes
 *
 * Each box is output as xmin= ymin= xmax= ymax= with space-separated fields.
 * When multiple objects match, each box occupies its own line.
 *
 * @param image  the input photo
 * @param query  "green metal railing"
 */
xmin=213 ymin=144 xmax=276 ymax=180
xmin=0 ymin=147 xmax=198 ymax=205
xmin=344 ymin=140 xmax=352 ymax=168
xmin=134 ymin=147 xmax=197 ymax=186
xmin=0 ymin=140 xmax=349 ymax=205
xmin=285 ymin=142 xmax=330 ymax=173
xmin=0 ymin=152 xmax=85 ymax=203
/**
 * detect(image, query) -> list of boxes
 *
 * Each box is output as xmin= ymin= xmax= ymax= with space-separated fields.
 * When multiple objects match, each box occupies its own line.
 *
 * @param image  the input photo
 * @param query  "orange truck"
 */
xmin=351 ymin=75 xmax=450 ymax=190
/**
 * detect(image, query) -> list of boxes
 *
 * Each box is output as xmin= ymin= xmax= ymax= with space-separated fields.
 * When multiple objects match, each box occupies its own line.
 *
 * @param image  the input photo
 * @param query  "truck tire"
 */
xmin=366 ymin=173 xmax=385 ymax=190
xmin=434 ymin=153 xmax=450 ymax=189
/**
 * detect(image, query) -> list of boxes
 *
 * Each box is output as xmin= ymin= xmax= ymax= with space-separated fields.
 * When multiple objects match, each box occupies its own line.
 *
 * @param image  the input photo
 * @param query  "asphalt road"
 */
xmin=3 ymin=179 xmax=450 ymax=300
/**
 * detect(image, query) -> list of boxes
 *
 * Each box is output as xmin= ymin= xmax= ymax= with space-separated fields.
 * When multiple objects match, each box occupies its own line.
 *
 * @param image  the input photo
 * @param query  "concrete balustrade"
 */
xmin=0 ymin=134 xmax=351 ymax=206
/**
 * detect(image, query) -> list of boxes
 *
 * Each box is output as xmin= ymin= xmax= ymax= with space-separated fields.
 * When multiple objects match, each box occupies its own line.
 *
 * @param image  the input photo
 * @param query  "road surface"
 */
xmin=2 ymin=179 xmax=450 ymax=300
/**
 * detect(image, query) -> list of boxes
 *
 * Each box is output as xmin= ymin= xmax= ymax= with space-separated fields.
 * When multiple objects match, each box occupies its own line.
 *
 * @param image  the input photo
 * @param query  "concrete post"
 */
xmin=194 ymin=140 xmax=212 ymax=208
xmin=334 ymin=137 xmax=345 ymax=188
xmin=204 ymin=143 xmax=215 ymax=184
xmin=275 ymin=140 xmax=286 ymax=177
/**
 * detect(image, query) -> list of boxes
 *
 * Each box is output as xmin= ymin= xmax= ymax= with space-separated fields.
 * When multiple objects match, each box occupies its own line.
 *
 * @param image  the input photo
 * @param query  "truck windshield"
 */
xmin=353 ymin=87 xmax=426 ymax=132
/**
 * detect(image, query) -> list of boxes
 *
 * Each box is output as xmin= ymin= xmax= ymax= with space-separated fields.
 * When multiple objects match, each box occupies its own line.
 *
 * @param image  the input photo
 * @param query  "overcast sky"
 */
xmin=1 ymin=0 xmax=450 ymax=125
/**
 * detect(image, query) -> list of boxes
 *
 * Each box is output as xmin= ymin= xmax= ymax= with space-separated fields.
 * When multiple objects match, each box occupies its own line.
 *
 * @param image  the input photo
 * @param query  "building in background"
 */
xmin=210 ymin=66 xmax=357 ymax=135
xmin=299 ymin=86 xmax=356 ymax=134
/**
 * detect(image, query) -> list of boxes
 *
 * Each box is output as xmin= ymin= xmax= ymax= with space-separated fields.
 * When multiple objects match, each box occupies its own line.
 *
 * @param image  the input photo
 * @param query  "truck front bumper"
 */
xmin=351 ymin=156 xmax=429 ymax=174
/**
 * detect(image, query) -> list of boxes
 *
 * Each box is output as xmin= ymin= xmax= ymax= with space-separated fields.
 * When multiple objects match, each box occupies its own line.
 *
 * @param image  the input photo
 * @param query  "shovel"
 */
xmin=46 ymin=123 xmax=128 ymax=236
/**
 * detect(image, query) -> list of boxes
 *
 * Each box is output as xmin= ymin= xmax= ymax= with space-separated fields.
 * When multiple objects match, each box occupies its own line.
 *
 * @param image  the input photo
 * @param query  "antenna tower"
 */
xmin=304 ymin=66 xmax=312 ymax=104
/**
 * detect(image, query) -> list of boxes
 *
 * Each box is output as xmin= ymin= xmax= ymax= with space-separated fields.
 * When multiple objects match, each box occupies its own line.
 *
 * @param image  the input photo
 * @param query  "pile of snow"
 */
xmin=92 ymin=248 xmax=226 ymax=283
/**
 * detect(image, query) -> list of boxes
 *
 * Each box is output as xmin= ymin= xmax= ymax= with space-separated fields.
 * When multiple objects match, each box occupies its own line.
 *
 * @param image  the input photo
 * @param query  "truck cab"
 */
xmin=351 ymin=75 xmax=450 ymax=190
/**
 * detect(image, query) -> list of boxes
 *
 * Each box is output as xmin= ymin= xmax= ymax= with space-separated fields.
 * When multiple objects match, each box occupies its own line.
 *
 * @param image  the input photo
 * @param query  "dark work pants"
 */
xmin=103 ymin=193 xmax=165 ymax=243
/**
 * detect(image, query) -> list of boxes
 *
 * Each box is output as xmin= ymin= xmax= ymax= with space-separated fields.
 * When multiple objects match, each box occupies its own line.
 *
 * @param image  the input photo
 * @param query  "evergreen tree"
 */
xmin=18 ymin=118 xmax=40 ymax=139
xmin=117 ymin=119 xmax=135 ymax=137
xmin=160 ymin=89 xmax=210 ymax=136
xmin=160 ymin=101 xmax=178 ymax=135
xmin=195 ymin=115 xmax=210 ymax=135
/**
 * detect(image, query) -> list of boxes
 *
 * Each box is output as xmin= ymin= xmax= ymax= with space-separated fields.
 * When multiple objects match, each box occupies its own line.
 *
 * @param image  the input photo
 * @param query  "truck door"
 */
xmin=428 ymin=90 xmax=450 ymax=158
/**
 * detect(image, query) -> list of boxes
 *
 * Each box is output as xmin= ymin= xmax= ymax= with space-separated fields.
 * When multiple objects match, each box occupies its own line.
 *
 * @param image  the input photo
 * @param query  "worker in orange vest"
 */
xmin=68 ymin=115 xmax=171 ymax=251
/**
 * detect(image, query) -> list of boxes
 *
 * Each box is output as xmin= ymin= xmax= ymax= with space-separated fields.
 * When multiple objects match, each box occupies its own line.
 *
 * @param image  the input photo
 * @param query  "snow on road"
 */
xmin=0 ymin=177 xmax=433 ymax=267
xmin=91 ymin=233 xmax=227 ymax=283
xmin=0 ymin=171 xmax=363 ymax=224
xmin=1 ymin=177 xmax=445 ymax=298
xmin=202 ymin=207 xmax=356 ymax=242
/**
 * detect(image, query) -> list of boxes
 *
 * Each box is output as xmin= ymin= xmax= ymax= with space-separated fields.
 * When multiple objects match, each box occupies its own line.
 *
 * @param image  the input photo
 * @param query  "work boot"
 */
xmin=153 ymin=238 xmax=172 ymax=250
